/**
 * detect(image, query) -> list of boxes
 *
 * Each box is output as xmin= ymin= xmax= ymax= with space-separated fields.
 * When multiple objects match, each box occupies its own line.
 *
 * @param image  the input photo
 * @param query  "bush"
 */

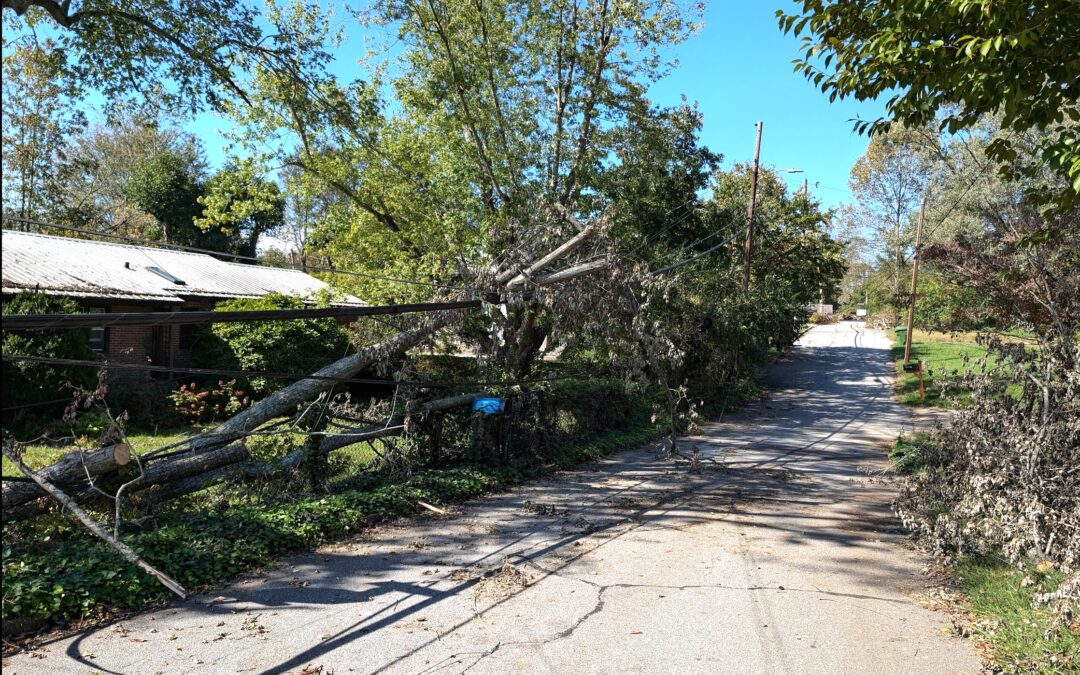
xmin=888 ymin=434 xmax=928 ymax=474
xmin=2 ymin=292 xmax=100 ymax=415
xmin=198 ymin=293 xmax=350 ymax=395
xmin=912 ymin=270 xmax=996 ymax=332
xmin=808 ymin=311 xmax=837 ymax=325
xmin=104 ymin=381 xmax=182 ymax=428
xmin=866 ymin=311 xmax=898 ymax=331
xmin=895 ymin=332 xmax=1079 ymax=574
xmin=169 ymin=379 xmax=251 ymax=423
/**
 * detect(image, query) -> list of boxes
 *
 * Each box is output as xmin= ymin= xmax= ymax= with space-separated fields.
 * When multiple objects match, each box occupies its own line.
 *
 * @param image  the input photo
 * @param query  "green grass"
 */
xmin=956 ymin=557 xmax=1079 ymax=673
xmin=888 ymin=434 xmax=929 ymax=474
xmin=892 ymin=330 xmax=995 ymax=407
xmin=1 ymin=429 xmax=197 ymax=478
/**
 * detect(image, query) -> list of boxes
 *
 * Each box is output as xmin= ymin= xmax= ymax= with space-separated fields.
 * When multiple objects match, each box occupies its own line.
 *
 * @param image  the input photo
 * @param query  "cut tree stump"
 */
xmin=2 ymin=442 xmax=130 ymax=509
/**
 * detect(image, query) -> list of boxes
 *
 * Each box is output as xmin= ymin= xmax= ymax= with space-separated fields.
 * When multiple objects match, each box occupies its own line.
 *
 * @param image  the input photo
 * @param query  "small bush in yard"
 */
xmin=169 ymin=379 xmax=251 ymax=423
xmin=200 ymin=293 xmax=350 ymax=395
xmin=2 ymin=292 xmax=99 ymax=414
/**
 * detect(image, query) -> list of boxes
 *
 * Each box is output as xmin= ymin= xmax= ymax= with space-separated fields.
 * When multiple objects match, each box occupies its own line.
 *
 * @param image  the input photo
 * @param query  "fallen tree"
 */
xmin=2 ymin=227 xmax=605 ymax=522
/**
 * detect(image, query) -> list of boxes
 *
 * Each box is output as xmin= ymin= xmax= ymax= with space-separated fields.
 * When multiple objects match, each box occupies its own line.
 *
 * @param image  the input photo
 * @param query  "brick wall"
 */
xmin=103 ymin=303 xmax=159 ymax=382
xmin=105 ymin=324 xmax=152 ymax=364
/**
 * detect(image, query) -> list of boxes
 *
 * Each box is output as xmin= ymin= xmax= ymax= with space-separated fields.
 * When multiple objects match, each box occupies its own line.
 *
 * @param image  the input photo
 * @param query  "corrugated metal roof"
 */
xmin=2 ymin=231 xmax=364 ymax=305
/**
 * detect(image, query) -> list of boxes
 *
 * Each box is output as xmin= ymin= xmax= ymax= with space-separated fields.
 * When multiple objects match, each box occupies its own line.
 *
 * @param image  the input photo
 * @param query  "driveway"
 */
xmin=5 ymin=322 xmax=979 ymax=674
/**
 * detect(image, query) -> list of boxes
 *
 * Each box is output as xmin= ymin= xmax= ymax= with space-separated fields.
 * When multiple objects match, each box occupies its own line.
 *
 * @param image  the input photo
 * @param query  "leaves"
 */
xmin=781 ymin=0 xmax=1080 ymax=210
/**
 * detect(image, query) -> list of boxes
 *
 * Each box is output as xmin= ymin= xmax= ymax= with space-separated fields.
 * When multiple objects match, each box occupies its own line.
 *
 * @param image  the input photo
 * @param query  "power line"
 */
xmin=648 ymin=226 xmax=749 ymax=278
xmin=0 ymin=354 xmax=591 ymax=390
xmin=1 ymin=217 xmax=466 ymax=290
xmin=1 ymin=397 xmax=75 ymax=413
xmin=1 ymin=300 xmax=485 ymax=331
xmin=625 ymin=198 xmax=700 ymax=260
xmin=661 ymin=220 xmax=741 ymax=264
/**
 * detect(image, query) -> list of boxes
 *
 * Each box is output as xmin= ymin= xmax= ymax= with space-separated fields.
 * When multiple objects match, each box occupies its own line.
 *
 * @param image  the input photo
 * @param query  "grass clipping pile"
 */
xmin=894 ymin=333 xmax=1079 ymax=634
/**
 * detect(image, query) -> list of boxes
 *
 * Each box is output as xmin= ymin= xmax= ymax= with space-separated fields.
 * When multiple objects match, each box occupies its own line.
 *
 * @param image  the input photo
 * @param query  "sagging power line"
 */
xmin=1 ymin=300 xmax=486 ymax=331
xmin=648 ymin=226 xmax=749 ymax=278
xmin=1 ymin=354 xmax=590 ymax=390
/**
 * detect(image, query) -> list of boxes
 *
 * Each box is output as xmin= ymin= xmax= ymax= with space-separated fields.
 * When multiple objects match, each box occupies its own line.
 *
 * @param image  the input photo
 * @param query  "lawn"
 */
xmin=892 ymin=329 xmax=992 ymax=406
xmin=1 ymin=428 xmax=198 ymax=478
xmin=957 ymin=557 xmax=1079 ymax=673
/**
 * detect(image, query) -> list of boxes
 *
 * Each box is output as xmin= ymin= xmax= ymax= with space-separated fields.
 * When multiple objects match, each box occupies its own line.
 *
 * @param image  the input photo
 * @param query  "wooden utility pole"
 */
xmin=903 ymin=198 xmax=927 ymax=362
xmin=742 ymin=121 xmax=763 ymax=293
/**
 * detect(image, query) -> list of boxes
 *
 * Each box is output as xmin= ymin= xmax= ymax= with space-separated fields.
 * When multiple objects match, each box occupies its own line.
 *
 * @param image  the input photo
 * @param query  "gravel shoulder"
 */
xmin=4 ymin=322 xmax=980 ymax=675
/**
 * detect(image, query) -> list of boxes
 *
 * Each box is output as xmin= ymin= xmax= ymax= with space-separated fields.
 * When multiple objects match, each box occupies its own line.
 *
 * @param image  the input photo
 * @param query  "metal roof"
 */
xmin=1 ymin=231 xmax=364 ymax=305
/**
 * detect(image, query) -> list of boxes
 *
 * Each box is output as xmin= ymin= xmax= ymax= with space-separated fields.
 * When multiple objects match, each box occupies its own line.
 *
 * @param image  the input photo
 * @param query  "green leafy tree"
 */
xmin=202 ymin=293 xmax=350 ymax=394
xmin=2 ymin=292 xmax=99 ymax=411
xmin=1 ymin=0 xmax=331 ymax=114
xmin=599 ymin=102 xmax=721 ymax=261
xmin=1 ymin=39 xmax=86 ymax=221
xmin=195 ymin=159 xmax=285 ymax=259
xmin=781 ymin=0 xmax=1080 ymax=210
xmin=121 ymin=148 xmax=207 ymax=246
xmin=709 ymin=165 xmax=847 ymax=306
xmin=228 ymin=0 xmax=702 ymax=375
xmin=848 ymin=125 xmax=935 ymax=299
xmin=62 ymin=112 xmax=207 ymax=237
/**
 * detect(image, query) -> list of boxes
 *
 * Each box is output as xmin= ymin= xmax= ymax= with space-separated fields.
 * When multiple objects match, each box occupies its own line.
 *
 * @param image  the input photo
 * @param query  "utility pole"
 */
xmin=803 ymin=177 xmax=809 ymax=197
xmin=742 ymin=121 xmax=763 ymax=293
xmin=903 ymin=198 xmax=927 ymax=363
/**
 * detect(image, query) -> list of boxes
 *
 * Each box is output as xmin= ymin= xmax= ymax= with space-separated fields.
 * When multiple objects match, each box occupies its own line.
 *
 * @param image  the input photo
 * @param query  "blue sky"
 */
xmin=184 ymin=1 xmax=883 ymax=212
xmin=645 ymin=2 xmax=884 ymax=209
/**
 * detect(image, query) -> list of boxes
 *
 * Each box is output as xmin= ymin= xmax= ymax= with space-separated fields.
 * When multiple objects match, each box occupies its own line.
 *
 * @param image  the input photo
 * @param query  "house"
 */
xmin=2 ymin=231 xmax=362 ymax=377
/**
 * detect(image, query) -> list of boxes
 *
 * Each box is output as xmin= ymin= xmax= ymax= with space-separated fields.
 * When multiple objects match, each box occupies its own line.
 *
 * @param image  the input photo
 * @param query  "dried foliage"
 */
xmin=897 ymin=221 xmax=1080 ymax=600
xmin=896 ymin=332 xmax=1079 ymax=567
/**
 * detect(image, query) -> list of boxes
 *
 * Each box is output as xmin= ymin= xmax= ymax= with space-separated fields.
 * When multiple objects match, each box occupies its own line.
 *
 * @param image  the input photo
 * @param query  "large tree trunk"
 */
xmin=2 ymin=443 xmax=129 ymax=509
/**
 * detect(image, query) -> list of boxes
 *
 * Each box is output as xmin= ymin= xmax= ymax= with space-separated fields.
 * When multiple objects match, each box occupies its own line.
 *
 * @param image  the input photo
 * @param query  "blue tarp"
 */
xmin=471 ymin=397 xmax=506 ymax=415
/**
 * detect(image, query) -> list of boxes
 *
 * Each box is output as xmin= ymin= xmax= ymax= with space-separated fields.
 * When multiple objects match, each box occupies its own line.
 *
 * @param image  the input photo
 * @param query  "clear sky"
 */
xmin=184 ymin=1 xmax=884 ymax=212
xmin=645 ymin=1 xmax=885 ymax=209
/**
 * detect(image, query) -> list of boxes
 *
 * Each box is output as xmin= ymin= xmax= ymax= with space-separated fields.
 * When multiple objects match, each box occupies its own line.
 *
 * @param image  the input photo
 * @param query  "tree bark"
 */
xmin=2 ymin=442 xmax=129 ymax=509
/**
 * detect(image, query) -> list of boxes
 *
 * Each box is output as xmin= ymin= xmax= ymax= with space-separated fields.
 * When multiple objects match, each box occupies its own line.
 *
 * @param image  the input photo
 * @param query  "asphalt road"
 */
xmin=5 ymin=322 xmax=980 ymax=674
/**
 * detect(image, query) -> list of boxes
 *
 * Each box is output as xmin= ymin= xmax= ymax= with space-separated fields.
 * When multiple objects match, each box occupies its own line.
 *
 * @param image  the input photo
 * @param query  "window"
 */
xmin=87 ymin=308 xmax=107 ymax=353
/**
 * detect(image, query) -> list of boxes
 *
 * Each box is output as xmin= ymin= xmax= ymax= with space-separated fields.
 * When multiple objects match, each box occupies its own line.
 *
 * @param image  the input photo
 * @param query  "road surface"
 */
xmin=5 ymin=322 xmax=979 ymax=674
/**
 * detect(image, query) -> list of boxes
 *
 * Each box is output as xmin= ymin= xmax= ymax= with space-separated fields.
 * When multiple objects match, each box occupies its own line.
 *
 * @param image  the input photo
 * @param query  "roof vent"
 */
xmin=147 ymin=266 xmax=187 ymax=286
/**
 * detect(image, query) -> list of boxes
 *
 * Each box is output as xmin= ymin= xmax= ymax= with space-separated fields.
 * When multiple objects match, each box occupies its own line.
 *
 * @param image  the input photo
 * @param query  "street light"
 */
xmin=778 ymin=168 xmax=808 ymax=196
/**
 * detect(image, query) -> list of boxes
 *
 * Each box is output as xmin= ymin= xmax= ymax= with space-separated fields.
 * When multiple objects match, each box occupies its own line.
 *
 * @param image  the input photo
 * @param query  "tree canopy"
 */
xmin=781 ymin=0 xmax=1080 ymax=210
xmin=1 ymin=0 xmax=331 ymax=114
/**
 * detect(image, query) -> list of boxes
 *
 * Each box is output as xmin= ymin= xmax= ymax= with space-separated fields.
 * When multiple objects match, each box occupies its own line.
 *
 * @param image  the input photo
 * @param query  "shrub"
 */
xmin=808 ymin=311 xmax=837 ymax=325
xmin=169 ymin=379 xmax=251 ymax=423
xmin=895 ymin=332 xmax=1079 ymax=575
xmin=198 ymin=293 xmax=350 ymax=394
xmin=2 ymin=292 xmax=99 ymax=415
xmin=105 ymin=381 xmax=182 ymax=428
